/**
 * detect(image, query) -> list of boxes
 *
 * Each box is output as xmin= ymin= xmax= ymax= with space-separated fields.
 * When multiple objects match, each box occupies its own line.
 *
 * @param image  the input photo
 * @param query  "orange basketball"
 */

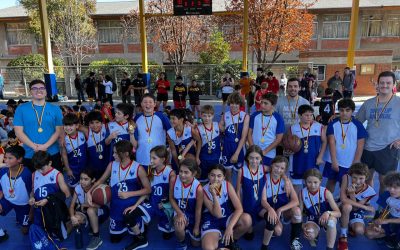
xmin=282 ymin=133 xmax=302 ymax=153
xmin=91 ymin=184 xmax=111 ymax=206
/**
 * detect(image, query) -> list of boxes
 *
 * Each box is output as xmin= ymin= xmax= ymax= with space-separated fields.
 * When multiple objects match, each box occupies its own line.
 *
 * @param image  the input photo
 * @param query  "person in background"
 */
xmin=327 ymin=70 xmax=343 ymax=103
xmin=74 ymin=73 xmax=85 ymax=103
xmin=85 ymin=72 xmax=97 ymax=103
xmin=155 ymin=72 xmax=170 ymax=111
xmin=255 ymin=67 xmax=267 ymax=91
xmin=188 ymin=79 xmax=202 ymax=121
xmin=172 ymin=75 xmax=187 ymax=109
xmin=279 ymin=73 xmax=287 ymax=97
xmin=0 ymin=72 xmax=5 ymax=100
xmin=102 ymin=75 xmax=114 ymax=107
xmin=318 ymin=88 xmax=335 ymax=126
xmin=239 ymin=72 xmax=254 ymax=114
xmin=120 ymin=72 xmax=132 ymax=104
xmin=266 ymin=72 xmax=279 ymax=95
xmin=97 ymin=73 xmax=106 ymax=102
xmin=342 ymin=67 xmax=355 ymax=99
xmin=221 ymin=71 xmax=235 ymax=114
xmin=132 ymin=73 xmax=147 ymax=113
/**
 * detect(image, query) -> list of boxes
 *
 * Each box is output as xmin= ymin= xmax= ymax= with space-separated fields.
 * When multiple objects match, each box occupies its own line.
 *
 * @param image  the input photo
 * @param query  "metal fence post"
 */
xmin=209 ymin=66 xmax=213 ymax=95
xmin=22 ymin=69 xmax=28 ymax=97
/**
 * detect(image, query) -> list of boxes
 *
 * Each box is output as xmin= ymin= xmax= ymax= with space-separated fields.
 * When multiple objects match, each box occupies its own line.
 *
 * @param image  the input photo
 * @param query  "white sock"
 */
xmin=340 ymin=227 xmax=348 ymax=237
xmin=0 ymin=228 xmax=4 ymax=236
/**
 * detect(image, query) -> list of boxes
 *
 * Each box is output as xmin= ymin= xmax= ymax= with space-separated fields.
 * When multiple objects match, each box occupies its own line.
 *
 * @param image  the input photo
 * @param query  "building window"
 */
xmin=361 ymin=16 xmax=382 ymax=37
xmin=312 ymin=21 xmax=318 ymax=39
xmin=360 ymin=64 xmax=375 ymax=75
xmin=322 ymin=15 xmax=350 ymax=39
xmin=387 ymin=15 xmax=400 ymax=37
xmin=313 ymin=65 xmax=326 ymax=81
xmin=126 ymin=26 xmax=139 ymax=44
xmin=97 ymin=20 xmax=122 ymax=44
xmin=6 ymin=23 xmax=31 ymax=45
xmin=221 ymin=24 xmax=241 ymax=40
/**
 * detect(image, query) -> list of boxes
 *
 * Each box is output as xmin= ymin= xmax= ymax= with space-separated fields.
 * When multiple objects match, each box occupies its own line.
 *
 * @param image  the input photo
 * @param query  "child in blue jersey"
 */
xmin=289 ymin=104 xmax=327 ymax=194
xmin=299 ymin=169 xmax=341 ymax=250
xmin=201 ymin=164 xmax=252 ymax=250
xmin=195 ymin=105 xmax=222 ymax=183
xmin=87 ymin=140 xmax=151 ymax=250
xmin=219 ymin=92 xmax=249 ymax=182
xmin=29 ymin=151 xmax=70 ymax=230
xmin=85 ymin=110 xmax=109 ymax=179
xmin=167 ymin=109 xmax=196 ymax=171
xmin=61 ymin=113 xmax=88 ymax=187
xmin=323 ymin=98 xmax=367 ymax=192
xmin=248 ymin=93 xmax=285 ymax=167
xmin=69 ymin=168 xmax=109 ymax=250
xmin=170 ymin=158 xmax=203 ymax=250
xmin=0 ymin=146 xmax=31 ymax=241
xmin=105 ymin=103 xmax=135 ymax=161
xmin=260 ymin=156 xmax=303 ymax=250
xmin=366 ymin=172 xmax=400 ymax=248
xmin=338 ymin=163 xmax=376 ymax=250
xmin=136 ymin=145 xmax=176 ymax=240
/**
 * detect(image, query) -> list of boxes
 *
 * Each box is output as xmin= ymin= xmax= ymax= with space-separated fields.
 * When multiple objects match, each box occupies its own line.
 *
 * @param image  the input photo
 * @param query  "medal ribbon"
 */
xmin=67 ymin=134 xmax=80 ymax=157
xmin=118 ymin=160 xmax=134 ymax=183
xmin=175 ymin=127 xmax=183 ymax=152
xmin=287 ymin=96 xmax=299 ymax=122
xmin=262 ymin=114 xmax=273 ymax=137
xmin=32 ymin=102 xmax=46 ymax=130
xmin=307 ymin=189 xmax=321 ymax=216
xmin=203 ymin=123 xmax=214 ymax=149
xmin=8 ymin=164 xmax=23 ymax=193
xmin=230 ymin=112 xmax=239 ymax=140
xmin=374 ymin=94 xmax=394 ymax=124
xmin=181 ymin=179 xmax=194 ymax=212
xmin=91 ymin=130 xmax=102 ymax=154
xmin=144 ymin=113 xmax=155 ymax=137
xmin=270 ymin=174 xmax=281 ymax=204
xmin=300 ymin=123 xmax=312 ymax=147
xmin=340 ymin=118 xmax=351 ymax=145
xmin=248 ymin=165 xmax=260 ymax=199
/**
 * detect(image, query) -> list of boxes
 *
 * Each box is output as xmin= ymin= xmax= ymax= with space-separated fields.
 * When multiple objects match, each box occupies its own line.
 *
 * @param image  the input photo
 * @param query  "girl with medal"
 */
xmin=170 ymin=158 xmax=203 ymax=249
xmin=299 ymin=169 xmax=340 ymax=250
xmin=260 ymin=156 xmax=302 ymax=250
xmin=87 ymin=140 xmax=151 ymax=248
xmin=167 ymin=109 xmax=196 ymax=171
xmin=0 ymin=146 xmax=32 ymax=237
xmin=219 ymin=92 xmax=249 ymax=181
xmin=236 ymin=145 xmax=268 ymax=240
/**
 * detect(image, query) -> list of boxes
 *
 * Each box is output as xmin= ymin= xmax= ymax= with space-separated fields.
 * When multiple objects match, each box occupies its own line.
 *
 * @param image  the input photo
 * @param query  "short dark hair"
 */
xmin=338 ymin=98 xmax=355 ymax=111
xmin=348 ymin=163 xmax=369 ymax=178
xmin=5 ymin=145 xmax=25 ymax=159
xmin=86 ymin=110 xmax=103 ymax=123
xmin=116 ymin=103 xmax=134 ymax=120
xmin=384 ymin=172 xmax=400 ymax=188
xmin=114 ymin=140 xmax=135 ymax=161
xmin=298 ymin=104 xmax=314 ymax=115
xmin=256 ymin=67 xmax=263 ymax=72
xmin=303 ymin=168 xmax=323 ymax=181
xmin=7 ymin=129 xmax=16 ymax=139
xmin=287 ymin=78 xmax=300 ymax=85
xmin=176 ymin=75 xmax=183 ymax=80
xmin=267 ymin=71 xmax=274 ymax=76
xmin=170 ymin=108 xmax=185 ymax=120
xmin=89 ymin=72 xmax=95 ymax=77
xmin=32 ymin=151 xmax=51 ymax=170
xmin=377 ymin=71 xmax=396 ymax=84
xmin=63 ymin=113 xmax=80 ymax=125
xmin=29 ymin=79 xmax=45 ymax=89
xmin=344 ymin=67 xmax=350 ymax=70
xmin=141 ymin=93 xmax=156 ymax=103
xmin=261 ymin=92 xmax=278 ymax=106
xmin=324 ymin=87 xmax=334 ymax=95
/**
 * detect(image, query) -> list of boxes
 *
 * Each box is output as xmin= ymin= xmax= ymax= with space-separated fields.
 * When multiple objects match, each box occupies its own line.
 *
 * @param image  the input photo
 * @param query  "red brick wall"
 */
xmin=305 ymin=40 xmax=317 ymax=50
xmin=8 ymin=45 xmax=32 ymax=55
xmin=127 ymin=44 xmax=153 ymax=53
xmin=361 ymin=37 xmax=400 ymax=46
xmin=321 ymin=40 xmax=349 ymax=50
xmin=98 ymin=44 xmax=124 ymax=54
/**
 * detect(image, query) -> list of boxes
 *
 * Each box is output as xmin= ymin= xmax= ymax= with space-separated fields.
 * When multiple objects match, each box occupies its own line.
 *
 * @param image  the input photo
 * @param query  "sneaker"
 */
xmin=291 ymin=238 xmax=303 ymax=250
xmin=243 ymin=231 xmax=254 ymax=241
xmin=162 ymin=232 xmax=173 ymax=240
xmin=86 ymin=236 xmax=103 ymax=250
xmin=175 ymin=240 xmax=188 ymax=250
xmin=385 ymin=236 xmax=398 ymax=249
xmin=337 ymin=237 xmax=348 ymax=250
xmin=228 ymin=241 xmax=241 ymax=250
xmin=124 ymin=234 xmax=148 ymax=250
xmin=0 ymin=231 xmax=9 ymax=243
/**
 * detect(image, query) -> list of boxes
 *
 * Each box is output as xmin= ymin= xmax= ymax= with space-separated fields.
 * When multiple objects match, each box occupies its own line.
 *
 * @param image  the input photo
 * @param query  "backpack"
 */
xmin=112 ymin=81 xmax=117 ymax=92
xmin=29 ymin=224 xmax=62 ymax=250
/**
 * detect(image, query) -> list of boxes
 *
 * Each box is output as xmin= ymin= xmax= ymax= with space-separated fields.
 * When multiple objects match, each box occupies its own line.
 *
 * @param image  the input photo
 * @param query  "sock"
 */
xmin=326 ymin=247 xmax=334 ymax=250
xmin=291 ymin=223 xmax=302 ymax=241
xmin=340 ymin=227 xmax=348 ymax=237
xmin=0 ymin=228 xmax=4 ymax=236
xmin=93 ymin=232 xmax=99 ymax=237
xmin=261 ymin=244 xmax=269 ymax=250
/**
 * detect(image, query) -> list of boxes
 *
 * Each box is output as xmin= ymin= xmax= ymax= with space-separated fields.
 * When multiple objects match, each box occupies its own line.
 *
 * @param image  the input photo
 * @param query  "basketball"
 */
xmin=91 ymin=184 xmax=111 ymax=206
xmin=282 ymin=133 xmax=302 ymax=153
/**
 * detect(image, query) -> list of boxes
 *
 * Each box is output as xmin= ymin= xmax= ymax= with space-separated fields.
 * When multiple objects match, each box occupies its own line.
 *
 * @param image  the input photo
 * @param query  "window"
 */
xmin=221 ymin=24 xmax=241 ymax=40
xmin=361 ymin=16 xmax=382 ymax=37
xmin=6 ymin=23 xmax=31 ymax=45
xmin=97 ymin=20 xmax=122 ymax=44
xmin=126 ymin=25 xmax=139 ymax=43
xmin=312 ymin=21 xmax=318 ymax=39
xmin=313 ymin=65 xmax=326 ymax=81
xmin=322 ymin=15 xmax=350 ymax=39
xmin=360 ymin=64 xmax=375 ymax=75
xmin=387 ymin=15 xmax=400 ymax=37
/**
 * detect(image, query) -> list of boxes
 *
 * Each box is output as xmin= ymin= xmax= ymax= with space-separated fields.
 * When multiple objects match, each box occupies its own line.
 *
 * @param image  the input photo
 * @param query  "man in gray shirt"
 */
xmin=275 ymin=77 xmax=310 ymax=132
xmin=356 ymin=71 xmax=400 ymax=194
xmin=342 ymin=67 xmax=355 ymax=99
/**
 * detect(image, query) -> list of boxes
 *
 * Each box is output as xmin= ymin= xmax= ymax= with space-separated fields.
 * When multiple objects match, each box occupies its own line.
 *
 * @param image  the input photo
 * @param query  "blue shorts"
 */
xmin=109 ymin=204 xmax=147 ymax=235
xmin=79 ymin=205 xmax=110 ymax=227
xmin=140 ymin=202 xmax=174 ymax=233
xmin=201 ymin=214 xmax=232 ymax=238
xmin=0 ymin=198 xmax=30 ymax=227
xmin=322 ymin=162 xmax=349 ymax=182
xmin=263 ymin=156 xmax=272 ymax=166
xmin=173 ymin=211 xmax=200 ymax=241
xmin=199 ymin=158 xmax=220 ymax=182
xmin=349 ymin=208 xmax=366 ymax=225
xmin=222 ymin=142 xmax=244 ymax=171
xmin=244 ymin=204 xmax=263 ymax=226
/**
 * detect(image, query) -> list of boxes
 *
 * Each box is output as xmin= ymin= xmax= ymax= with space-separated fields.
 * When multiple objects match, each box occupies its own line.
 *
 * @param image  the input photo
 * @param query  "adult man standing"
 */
xmin=275 ymin=77 xmax=310 ymax=132
xmin=342 ymin=67 xmax=355 ymax=98
xmin=266 ymin=71 xmax=279 ymax=94
xmin=254 ymin=67 xmax=267 ymax=91
xmin=356 ymin=71 xmax=400 ymax=194
xmin=120 ymin=71 xmax=132 ymax=104
xmin=85 ymin=72 xmax=97 ymax=102
xmin=74 ymin=73 xmax=85 ymax=102
xmin=14 ymin=79 xmax=63 ymax=172
xmin=327 ymin=70 xmax=343 ymax=102
xmin=132 ymin=73 xmax=147 ymax=111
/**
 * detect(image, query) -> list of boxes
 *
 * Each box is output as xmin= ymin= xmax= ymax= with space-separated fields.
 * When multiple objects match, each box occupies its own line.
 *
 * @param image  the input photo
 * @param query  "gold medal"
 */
xmin=99 ymin=155 xmax=103 ymax=160
xmin=178 ymin=155 xmax=183 ymax=160
xmin=304 ymin=148 xmax=309 ymax=154
xmin=38 ymin=127 xmax=43 ymax=133
xmin=128 ymin=124 xmax=135 ymax=133
xmin=261 ymin=138 xmax=265 ymax=143
xmin=32 ymin=102 xmax=46 ymax=134
xmin=374 ymin=121 xmax=379 ymax=128
xmin=235 ymin=138 xmax=239 ymax=143
xmin=341 ymin=144 xmax=346 ymax=149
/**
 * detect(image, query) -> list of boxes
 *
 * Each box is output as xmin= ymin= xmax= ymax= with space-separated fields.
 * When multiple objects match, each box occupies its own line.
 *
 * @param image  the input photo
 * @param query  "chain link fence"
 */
xmin=0 ymin=62 xmax=313 ymax=98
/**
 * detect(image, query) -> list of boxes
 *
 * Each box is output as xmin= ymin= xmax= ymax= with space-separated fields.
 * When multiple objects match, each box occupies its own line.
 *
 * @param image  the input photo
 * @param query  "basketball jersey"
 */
xmin=319 ymin=96 xmax=334 ymax=117
xmin=223 ymin=111 xmax=246 ymax=143
xmin=33 ymin=168 xmax=60 ymax=201
xmin=197 ymin=122 xmax=221 ymax=160
xmin=87 ymin=125 xmax=109 ymax=172
xmin=109 ymin=160 xmax=142 ymax=220
xmin=203 ymin=180 xmax=233 ymax=220
xmin=386 ymin=197 xmax=400 ymax=218
xmin=289 ymin=122 xmax=322 ymax=178
xmin=167 ymin=125 xmax=195 ymax=156
xmin=150 ymin=166 xmax=173 ymax=208
xmin=249 ymin=111 xmax=285 ymax=159
xmin=264 ymin=173 xmax=289 ymax=209
xmin=134 ymin=112 xmax=171 ymax=166
xmin=74 ymin=184 xmax=104 ymax=216
xmin=106 ymin=121 xmax=130 ymax=161
xmin=345 ymin=175 xmax=376 ymax=203
xmin=0 ymin=166 xmax=31 ymax=205
xmin=173 ymin=176 xmax=201 ymax=216
xmin=241 ymin=163 xmax=266 ymax=214
xmin=324 ymin=118 xmax=367 ymax=168
xmin=64 ymin=132 xmax=88 ymax=174
xmin=302 ymin=187 xmax=330 ymax=220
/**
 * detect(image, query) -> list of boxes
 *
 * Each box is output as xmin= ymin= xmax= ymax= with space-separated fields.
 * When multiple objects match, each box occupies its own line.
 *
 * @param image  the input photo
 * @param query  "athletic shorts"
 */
xmin=0 ymin=198 xmax=30 ymax=226
xmin=222 ymin=142 xmax=244 ymax=171
xmin=173 ymin=211 xmax=201 ymax=241
xmin=140 ymin=202 xmax=174 ymax=233
xmin=174 ymin=100 xmax=186 ymax=109
xmin=361 ymin=146 xmax=399 ymax=175
xmin=157 ymin=93 xmax=168 ymax=102
xmin=323 ymin=162 xmax=349 ymax=182
xmin=349 ymin=208 xmax=367 ymax=225
xmin=189 ymin=100 xmax=200 ymax=106
xmin=244 ymin=204 xmax=263 ymax=226
xmin=79 ymin=205 xmax=110 ymax=228
xmin=201 ymin=214 xmax=232 ymax=238
xmin=109 ymin=203 xmax=147 ymax=235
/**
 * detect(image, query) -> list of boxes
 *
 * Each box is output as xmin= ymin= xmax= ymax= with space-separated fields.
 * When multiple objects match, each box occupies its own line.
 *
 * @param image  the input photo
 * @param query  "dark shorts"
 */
xmin=222 ymin=93 xmax=231 ymax=102
xmin=157 ymin=93 xmax=168 ymax=102
xmin=323 ymin=162 xmax=349 ymax=182
xmin=134 ymin=95 xmax=142 ymax=106
xmin=189 ymin=99 xmax=200 ymax=106
xmin=361 ymin=146 xmax=399 ymax=175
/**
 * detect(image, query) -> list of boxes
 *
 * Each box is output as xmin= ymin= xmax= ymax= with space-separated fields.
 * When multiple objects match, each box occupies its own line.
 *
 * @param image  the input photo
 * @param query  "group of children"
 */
xmin=0 ymin=90 xmax=399 ymax=250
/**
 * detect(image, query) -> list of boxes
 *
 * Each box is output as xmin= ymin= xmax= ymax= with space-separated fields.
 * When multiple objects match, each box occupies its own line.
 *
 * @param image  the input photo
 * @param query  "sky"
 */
xmin=0 ymin=0 xmax=134 ymax=10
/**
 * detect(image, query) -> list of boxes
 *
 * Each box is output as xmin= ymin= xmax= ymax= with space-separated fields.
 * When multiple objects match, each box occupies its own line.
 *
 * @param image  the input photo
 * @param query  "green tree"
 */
xmin=199 ymin=31 xmax=231 ymax=65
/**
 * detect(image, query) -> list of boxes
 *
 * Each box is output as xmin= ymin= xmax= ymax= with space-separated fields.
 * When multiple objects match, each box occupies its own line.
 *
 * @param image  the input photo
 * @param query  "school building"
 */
xmin=0 ymin=0 xmax=399 ymax=95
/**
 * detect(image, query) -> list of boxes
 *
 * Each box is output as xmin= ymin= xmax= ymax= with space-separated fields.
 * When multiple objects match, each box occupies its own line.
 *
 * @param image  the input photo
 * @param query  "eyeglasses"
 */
xmin=31 ymin=87 xmax=46 ymax=92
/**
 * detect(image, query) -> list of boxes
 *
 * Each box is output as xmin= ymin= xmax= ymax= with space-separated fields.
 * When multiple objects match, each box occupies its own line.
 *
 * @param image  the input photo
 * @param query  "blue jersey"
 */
xmin=222 ymin=111 xmax=247 ymax=169
xmin=0 ymin=166 xmax=31 ymax=205
xmin=302 ymin=187 xmax=331 ymax=222
xmin=109 ymin=160 xmax=142 ymax=221
xmin=106 ymin=121 xmax=130 ymax=161
xmin=197 ymin=122 xmax=221 ymax=161
xmin=87 ymin=125 xmax=109 ymax=173
xmin=240 ymin=163 xmax=266 ymax=216
xmin=324 ymin=117 xmax=367 ymax=168
xmin=149 ymin=166 xmax=173 ymax=209
xmin=203 ymin=180 xmax=233 ymax=221
xmin=167 ymin=125 xmax=195 ymax=156
xmin=64 ymin=132 xmax=88 ymax=176
xmin=345 ymin=175 xmax=376 ymax=203
xmin=134 ymin=112 xmax=171 ymax=166
xmin=74 ymin=184 xmax=105 ymax=216
xmin=264 ymin=173 xmax=289 ymax=209
xmin=289 ymin=122 xmax=323 ymax=179
xmin=173 ymin=176 xmax=201 ymax=218
xmin=33 ymin=168 xmax=60 ymax=201
xmin=249 ymin=111 xmax=285 ymax=159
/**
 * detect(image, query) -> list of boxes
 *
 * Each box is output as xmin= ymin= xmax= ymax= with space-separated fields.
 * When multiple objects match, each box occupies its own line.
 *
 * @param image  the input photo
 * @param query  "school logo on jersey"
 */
xmin=163 ymin=175 xmax=167 ymax=181
xmin=50 ymin=176 xmax=55 ymax=182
